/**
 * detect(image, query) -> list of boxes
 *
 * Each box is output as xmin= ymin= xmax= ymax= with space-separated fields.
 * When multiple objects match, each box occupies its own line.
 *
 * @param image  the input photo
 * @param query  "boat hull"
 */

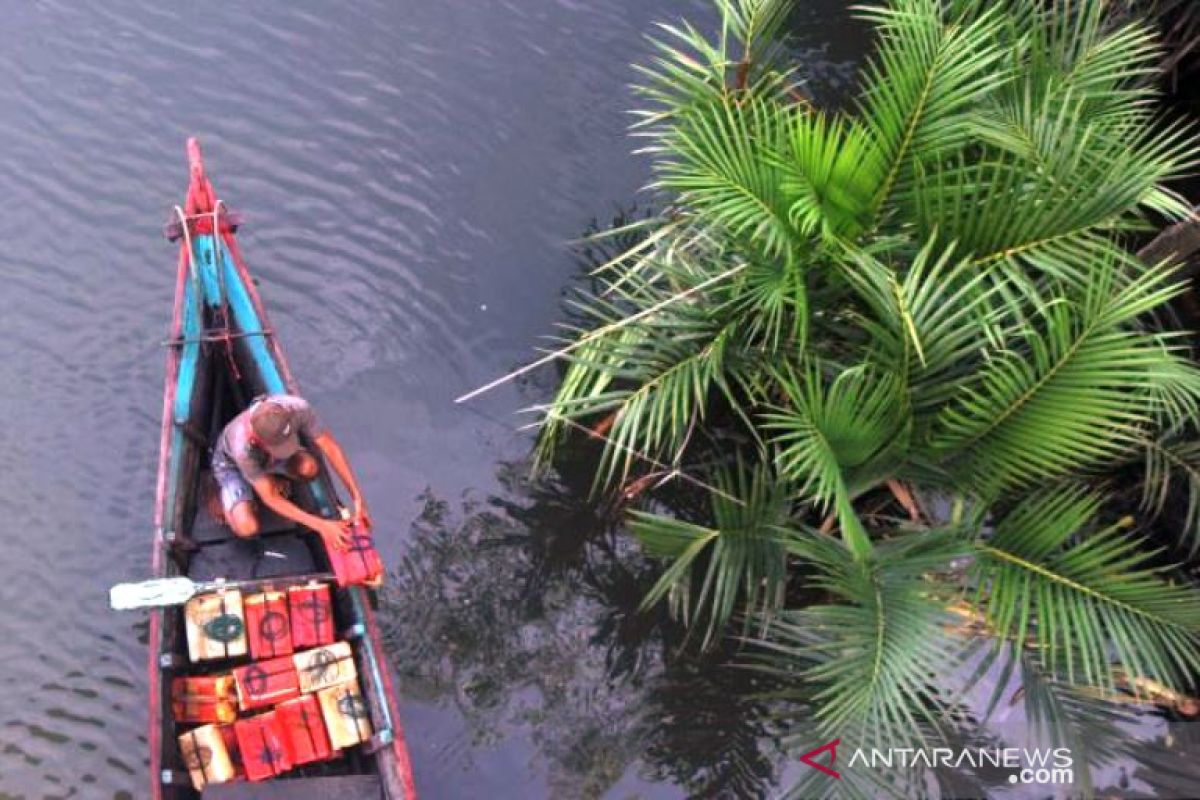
xmin=147 ymin=139 xmax=416 ymax=800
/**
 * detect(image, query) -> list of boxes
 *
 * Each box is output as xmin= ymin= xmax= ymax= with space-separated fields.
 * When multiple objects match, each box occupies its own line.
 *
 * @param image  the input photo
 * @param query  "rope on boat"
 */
xmin=209 ymin=197 xmax=243 ymax=381
xmin=161 ymin=330 xmax=274 ymax=347
xmin=173 ymin=204 xmax=200 ymax=298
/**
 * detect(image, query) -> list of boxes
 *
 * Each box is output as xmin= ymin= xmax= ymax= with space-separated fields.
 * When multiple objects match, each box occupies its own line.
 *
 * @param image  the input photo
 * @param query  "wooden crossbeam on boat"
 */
xmin=162 ymin=329 xmax=274 ymax=348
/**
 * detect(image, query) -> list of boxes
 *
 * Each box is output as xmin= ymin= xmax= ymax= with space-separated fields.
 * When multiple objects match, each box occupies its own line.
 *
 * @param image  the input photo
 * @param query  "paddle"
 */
xmin=110 ymin=573 xmax=335 ymax=611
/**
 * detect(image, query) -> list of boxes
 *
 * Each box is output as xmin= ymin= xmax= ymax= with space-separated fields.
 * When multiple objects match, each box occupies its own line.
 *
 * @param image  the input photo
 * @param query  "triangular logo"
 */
xmin=799 ymin=738 xmax=841 ymax=779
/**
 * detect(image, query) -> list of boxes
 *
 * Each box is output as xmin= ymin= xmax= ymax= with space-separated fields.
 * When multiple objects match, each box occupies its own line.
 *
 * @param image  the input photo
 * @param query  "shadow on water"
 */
xmin=378 ymin=449 xmax=788 ymax=799
xmin=377 ymin=452 xmax=1200 ymax=799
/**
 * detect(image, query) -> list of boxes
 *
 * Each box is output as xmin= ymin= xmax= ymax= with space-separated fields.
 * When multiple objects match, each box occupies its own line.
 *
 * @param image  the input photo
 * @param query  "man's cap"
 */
xmin=251 ymin=401 xmax=295 ymax=447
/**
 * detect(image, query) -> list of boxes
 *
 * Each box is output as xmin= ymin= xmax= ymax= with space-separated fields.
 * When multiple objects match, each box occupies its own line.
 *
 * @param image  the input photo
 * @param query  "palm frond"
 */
xmin=719 ymin=0 xmax=791 ymax=61
xmin=915 ymin=98 xmax=1196 ymax=281
xmin=1143 ymin=351 xmax=1200 ymax=429
xmin=763 ymin=363 xmax=910 ymax=556
xmin=633 ymin=0 xmax=797 ymax=136
xmin=929 ymin=264 xmax=1189 ymax=495
xmin=1139 ymin=428 xmax=1200 ymax=554
xmin=655 ymin=95 xmax=798 ymax=260
xmin=841 ymin=237 xmax=1008 ymax=411
xmin=954 ymin=647 xmax=1137 ymax=798
xmin=535 ymin=240 xmax=754 ymax=483
xmin=901 ymin=3 xmax=1196 ymax=279
xmin=1126 ymin=0 xmax=1200 ymax=76
xmin=534 ymin=325 xmax=644 ymax=466
xmin=855 ymin=0 xmax=1009 ymax=215
xmin=1014 ymin=1 xmax=1162 ymax=117
xmin=629 ymin=461 xmax=796 ymax=648
xmin=973 ymin=486 xmax=1200 ymax=693
xmin=591 ymin=318 xmax=739 ymax=484
xmin=782 ymin=111 xmax=883 ymax=241
xmin=735 ymin=262 xmax=809 ymax=357
xmin=753 ymin=530 xmax=973 ymax=797
xmin=1017 ymin=653 xmax=1137 ymax=772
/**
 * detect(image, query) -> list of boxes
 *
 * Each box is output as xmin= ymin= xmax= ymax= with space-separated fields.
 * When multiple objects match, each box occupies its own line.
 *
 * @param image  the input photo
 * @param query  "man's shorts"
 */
xmin=212 ymin=450 xmax=255 ymax=515
xmin=211 ymin=448 xmax=313 ymax=516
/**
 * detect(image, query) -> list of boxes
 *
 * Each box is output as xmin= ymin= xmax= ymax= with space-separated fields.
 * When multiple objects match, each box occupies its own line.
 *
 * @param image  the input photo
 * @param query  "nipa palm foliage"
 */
xmin=532 ymin=0 xmax=1200 ymax=794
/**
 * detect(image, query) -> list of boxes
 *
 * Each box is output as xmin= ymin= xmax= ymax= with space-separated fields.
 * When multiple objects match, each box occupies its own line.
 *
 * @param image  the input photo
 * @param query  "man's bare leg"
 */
xmin=227 ymin=499 xmax=260 ymax=538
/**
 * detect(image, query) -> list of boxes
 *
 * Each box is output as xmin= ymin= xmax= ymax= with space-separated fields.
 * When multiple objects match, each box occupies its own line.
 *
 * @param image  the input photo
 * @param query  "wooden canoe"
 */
xmin=147 ymin=138 xmax=416 ymax=800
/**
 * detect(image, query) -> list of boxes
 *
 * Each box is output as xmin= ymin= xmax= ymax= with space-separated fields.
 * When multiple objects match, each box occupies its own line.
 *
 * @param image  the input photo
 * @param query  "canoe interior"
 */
xmin=151 ymin=180 xmax=406 ymax=800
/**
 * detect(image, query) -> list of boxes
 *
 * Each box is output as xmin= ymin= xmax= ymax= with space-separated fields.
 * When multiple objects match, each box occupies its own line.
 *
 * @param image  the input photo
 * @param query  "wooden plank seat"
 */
xmin=187 ymin=533 xmax=317 ymax=583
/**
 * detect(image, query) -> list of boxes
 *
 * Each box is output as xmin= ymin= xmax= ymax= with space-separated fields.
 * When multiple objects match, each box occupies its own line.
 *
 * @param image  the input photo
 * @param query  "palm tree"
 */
xmin=531 ymin=0 xmax=1200 ymax=795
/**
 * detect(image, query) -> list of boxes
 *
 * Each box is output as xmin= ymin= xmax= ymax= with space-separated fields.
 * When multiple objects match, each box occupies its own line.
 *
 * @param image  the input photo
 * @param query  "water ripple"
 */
xmin=0 ymin=0 xmax=864 ymax=796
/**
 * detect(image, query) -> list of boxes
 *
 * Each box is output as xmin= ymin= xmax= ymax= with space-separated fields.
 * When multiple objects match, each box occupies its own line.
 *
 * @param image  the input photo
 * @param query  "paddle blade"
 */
xmin=110 ymin=577 xmax=199 ymax=610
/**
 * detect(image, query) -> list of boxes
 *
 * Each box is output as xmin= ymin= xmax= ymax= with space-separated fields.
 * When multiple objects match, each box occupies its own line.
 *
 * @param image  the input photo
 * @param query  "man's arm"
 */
xmin=312 ymin=431 xmax=370 ymax=526
xmin=252 ymin=475 xmax=352 ymax=550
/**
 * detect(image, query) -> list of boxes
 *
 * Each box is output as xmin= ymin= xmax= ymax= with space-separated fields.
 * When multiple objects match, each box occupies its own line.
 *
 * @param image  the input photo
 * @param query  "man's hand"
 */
xmin=315 ymin=432 xmax=371 ymax=530
xmin=315 ymin=518 xmax=352 ymax=552
xmin=253 ymin=474 xmax=353 ymax=552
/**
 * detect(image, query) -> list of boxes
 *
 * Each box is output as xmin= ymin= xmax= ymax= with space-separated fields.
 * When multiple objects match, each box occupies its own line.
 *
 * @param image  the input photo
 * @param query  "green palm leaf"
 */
xmin=855 ymin=0 xmax=1009 ymax=215
xmin=724 ymin=255 xmax=808 ymax=354
xmin=929 ymin=265 xmax=1189 ymax=495
xmin=763 ymin=363 xmax=909 ymax=557
xmin=1008 ymin=0 xmax=1162 ymax=118
xmin=1016 ymin=653 xmax=1137 ymax=783
xmin=753 ymin=530 xmax=972 ymax=797
xmin=720 ymin=0 xmax=790 ymax=45
xmin=535 ymin=241 xmax=754 ymax=483
xmin=629 ymin=461 xmax=796 ymax=648
xmin=633 ymin=0 xmax=795 ymax=135
xmin=906 ymin=4 xmax=1197 ymax=277
xmin=915 ymin=96 xmax=1196 ymax=282
xmin=974 ymin=486 xmax=1200 ymax=692
xmin=1139 ymin=429 xmax=1200 ymax=554
xmin=655 ymin=95 xmax=798 ymax=260
xmin=782 ymin=111 xmax=883 ymax=240
xmin=841 ymin=237 xmax=1007 ymax=411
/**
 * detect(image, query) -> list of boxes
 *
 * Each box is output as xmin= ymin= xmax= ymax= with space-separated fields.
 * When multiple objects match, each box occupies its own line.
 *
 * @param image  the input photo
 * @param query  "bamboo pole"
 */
xmin=454 ymin=263 xmax=747 ymax=404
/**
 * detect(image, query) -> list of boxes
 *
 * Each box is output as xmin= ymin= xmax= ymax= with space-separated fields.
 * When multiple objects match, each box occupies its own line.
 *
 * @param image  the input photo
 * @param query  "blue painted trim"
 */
xmin=172 ymin=277 xmax=203 ymax=424
xmin=191 ymin=236 xmax=223 ymax=308
xmin=218 ymin=240 xmax=336 ymax=515
xmin=219 ymin=239 xmax=284 ymax=395
xmin=165 ymin=275 xmax=204 ymax=535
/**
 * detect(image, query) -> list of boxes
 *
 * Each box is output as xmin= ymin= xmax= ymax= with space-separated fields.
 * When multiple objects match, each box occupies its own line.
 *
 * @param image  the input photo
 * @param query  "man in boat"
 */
xmin=212 ymin=394 xmax=368 ymax=550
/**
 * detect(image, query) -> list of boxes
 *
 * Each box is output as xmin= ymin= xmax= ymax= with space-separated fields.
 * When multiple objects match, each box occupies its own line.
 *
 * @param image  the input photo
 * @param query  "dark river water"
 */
xmin=0 ymin=1 xmax=865 ymax=798
xmin=10 ymin=2 xmax=1197 ymax=798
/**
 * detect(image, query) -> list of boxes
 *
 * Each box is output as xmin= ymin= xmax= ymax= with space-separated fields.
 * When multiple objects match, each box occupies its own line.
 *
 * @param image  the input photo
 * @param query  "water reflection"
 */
xmin=378 ymin=454 xmax=784 ymax=798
